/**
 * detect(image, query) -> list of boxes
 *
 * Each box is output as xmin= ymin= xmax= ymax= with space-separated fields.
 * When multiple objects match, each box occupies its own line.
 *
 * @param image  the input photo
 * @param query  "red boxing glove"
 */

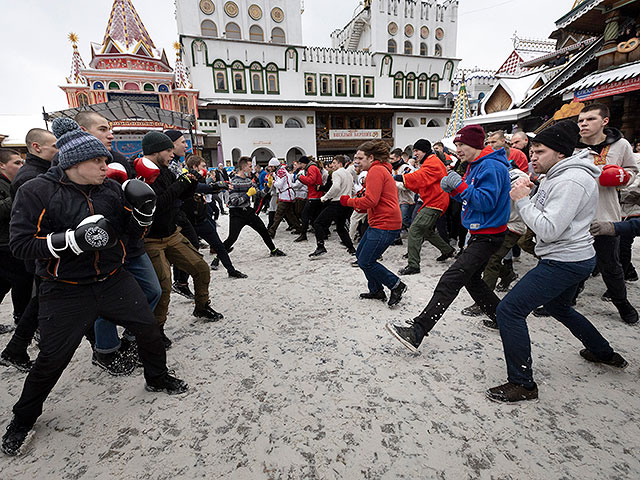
xmin=105 ymin=163 xmax=128 ymax=184
xmin=340 ymin=195 xmax=350 ymax=207
xmin=599 ymin=164 xmax=631 ymax=187
xmin=134 ymin=157 xmax=160 ymax=184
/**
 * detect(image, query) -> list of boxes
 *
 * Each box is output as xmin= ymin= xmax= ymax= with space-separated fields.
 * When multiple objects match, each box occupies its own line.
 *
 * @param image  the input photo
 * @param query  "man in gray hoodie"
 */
xmin=487 ymin=121 xmax=628 ymax=404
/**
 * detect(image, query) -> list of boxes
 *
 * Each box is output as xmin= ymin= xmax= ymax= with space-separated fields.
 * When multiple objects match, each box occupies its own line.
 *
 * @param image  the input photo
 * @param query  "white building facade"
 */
xmin=176 ymin=0 xmax=460 ymax=165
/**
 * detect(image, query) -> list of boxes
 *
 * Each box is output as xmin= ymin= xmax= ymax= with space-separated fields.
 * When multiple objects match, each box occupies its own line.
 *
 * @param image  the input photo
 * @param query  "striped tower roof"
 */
xmin=102 ymin=0 xmax=155 ymax=53
xmin=445 ymin=77 xmax=471 ymax=138
xmin=66 ymin=33 xmax=87 ymax=85
xmin=173 ymin=42 xmax=193 ymax=89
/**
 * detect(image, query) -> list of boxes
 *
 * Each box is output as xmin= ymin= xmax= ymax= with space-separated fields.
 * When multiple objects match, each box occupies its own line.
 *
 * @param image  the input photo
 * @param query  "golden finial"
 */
xmin=68 ymin=32 xmax=79 ymax=46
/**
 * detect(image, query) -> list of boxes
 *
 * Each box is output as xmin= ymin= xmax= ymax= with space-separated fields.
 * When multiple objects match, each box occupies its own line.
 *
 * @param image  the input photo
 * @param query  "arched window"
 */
xmin=420 ymin=43 xmax=428 ymax=56
xmin=271 ymin=27 xmax=286 ymax=44
xmin=305 ymin=74 xmax=316 ymax=95
xmin=215 ymin=72 xmax=226 ymax=91
xmin=158 ymin=84 xmax=169 ymax=93
xmin=266 ymin=64 xmax=279 ymax=93
xmin=350 ymin=77 xmax=360 ymax=96
xmin=404 ymin=119 xmax=415 ymax=127
xmin=225 ymin=22 xmax=241 ymax=40
xmin=387 ymin=39 xmax=397 ymax=53
xmin=77 ymin=93 xmax=89 ymax=107
xmin=404 ymin=41 xmax=413 ymax=55
xmin=124 ymin=82 xmax=139 ymax=91
xmin=336 ymin=76 xmax=346 ymax=96
xmin=285 ymin=118 xmax=304 ymax=128
xmin=248 ymin=117 xmax=272 ymax=128
xmin=93 ymin=81 xmax=104 ymax=90
xmin=394 ymin=73 xmax=403 ymax=98
xmin=249 ymin=25 xmax=264 ymax=42
xmin=108 ymin=81 xmax=120 ymax=90
xmin=430 ymin=74 xmax=439 ymax=98
xmin=427 ymin=119 xmax=440 ymax=127
xmin=201 ymin=20 xmax=218 ymax=37
xmin=251 ymin=72 xmax=263 ymax=92
xmin=178 ymin=96 xmax=189 ymax=113
xmin=418 ymin=74 xmax=427 ymax=99
xmin=321 ymin=75 xmax=331 ymax=95
xmin=434 ymin=43 xmax=442 ymax=57
xmin=406 ymin=73 xmax=416 ymax=98
xmin=364 ymin=77 xmax=373 ymax=97
xmin=228 ymin=116 xmax=239 ymax=128
xmin=143 ymin=83 xmax=155 ymax=92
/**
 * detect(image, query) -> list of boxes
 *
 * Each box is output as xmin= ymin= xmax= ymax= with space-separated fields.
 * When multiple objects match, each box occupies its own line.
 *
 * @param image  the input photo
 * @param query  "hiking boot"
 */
xmin=496 ymin=272 xmax=518 ymax=292
xmin=360 ymin=290 xmax=386 ymax=301
xmin=579 ymin=349 xmax=628 ymax=368
xmin=612 ymin=299 xmax=639 ymax=324
xmin=482 ymin=319 xmax=499 ymax=330
xmin=0 ymin=350 xmax=33 ymax=372
xmin=461 ymin=303 xmax=483 ymax=317
xmin=145 ymin=372 xmax=189 ymax=395
xmin=92 ymin=350 xmax=136 ymax=377
xmin=388 ymin=281 xmax=407 ymax=307
xmin=293 ymin=234 xmax=307 ymax=242
xmin=193 ymin=303 xmax=224 ymax=322
xmin=172 ymin=282 xmax=194 ymax=299
xmin=210 ymin=257 xmax=220 ymax=270
xmin=228 ymin=269 xmax=248 ymax=278
xmin=0 ymin=324 xmax=14 ymax=335
xmin=309 ymin=245 xmax=327 ymax=258
xmin=1 ymin=417 xmax=33 ymax=456
xmin=486 ymin=382 xmax=538 ymax=403
xmin=347 ymin=247 xmax=356 ymax=255
xmin=532 ymin=306 xmax=550 ymax=317
xmin=270 ymin=248 xmax=286 ymax=257
xmin=398 ymin=265 xmax=420 ymax=275
xmin=436 ymin=250 xmax=455 ymax=262
xmin=386 ymin=322 xmax=422 ymax=352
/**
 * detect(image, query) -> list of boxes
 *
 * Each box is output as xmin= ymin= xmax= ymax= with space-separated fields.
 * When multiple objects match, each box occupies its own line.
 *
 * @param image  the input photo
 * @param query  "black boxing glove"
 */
xmin=122 ymin=179 xmax=157 ymax=226
xmin=46 ymin=214 xmax=117 ymax=257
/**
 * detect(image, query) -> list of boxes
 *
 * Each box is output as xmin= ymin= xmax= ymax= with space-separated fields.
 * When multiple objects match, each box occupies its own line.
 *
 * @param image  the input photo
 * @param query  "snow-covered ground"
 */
xmin=1 ymin=214 xmax=639 ymax=479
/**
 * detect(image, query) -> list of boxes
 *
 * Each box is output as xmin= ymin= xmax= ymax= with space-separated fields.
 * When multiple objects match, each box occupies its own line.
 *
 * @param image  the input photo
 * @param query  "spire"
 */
xmin=102 ymin=0 xmax=155 ymax=52
xmin=66 ymin=33 xmax=87 ymax=85
xmin=444 ymin=75 xmax=471 ymax=138
xmin=173 ymin=42 xmax=193 ymax=89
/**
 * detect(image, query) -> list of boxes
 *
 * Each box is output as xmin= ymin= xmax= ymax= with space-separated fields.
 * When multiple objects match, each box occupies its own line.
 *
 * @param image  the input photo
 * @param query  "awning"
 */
xmin=44 ymin=100 xmax=196 ymax=130
xmin=562 ymin=61 xmax=640 ymax=101
xmin=464 ymin=108 xmax=532 ymax=126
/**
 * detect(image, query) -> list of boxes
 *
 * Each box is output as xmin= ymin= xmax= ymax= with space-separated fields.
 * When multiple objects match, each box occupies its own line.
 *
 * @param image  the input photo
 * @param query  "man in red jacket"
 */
xmin=294 ymin=156 xmax=323 ymax=242
xmin=488 ymin=130 xmax=528 ymax=172
xmin=395 ymin=139 xmax=454 ymax=275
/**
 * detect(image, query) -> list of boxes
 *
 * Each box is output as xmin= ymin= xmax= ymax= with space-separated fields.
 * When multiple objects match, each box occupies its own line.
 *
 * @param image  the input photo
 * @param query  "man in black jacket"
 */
xmin=1 ymin=118 xmax=187 ymax=456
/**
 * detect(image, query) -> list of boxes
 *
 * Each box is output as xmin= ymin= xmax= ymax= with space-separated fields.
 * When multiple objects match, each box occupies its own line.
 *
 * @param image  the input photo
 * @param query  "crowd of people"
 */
xmin=0 ymin=102 xmax=638 ymax=455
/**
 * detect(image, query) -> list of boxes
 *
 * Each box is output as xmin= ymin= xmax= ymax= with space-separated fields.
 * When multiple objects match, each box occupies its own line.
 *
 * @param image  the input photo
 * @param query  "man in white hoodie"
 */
xmin=487 ymin=120 xmax=628 ymax=404
xmin=309 ymin=155 xmax=356 ymax=257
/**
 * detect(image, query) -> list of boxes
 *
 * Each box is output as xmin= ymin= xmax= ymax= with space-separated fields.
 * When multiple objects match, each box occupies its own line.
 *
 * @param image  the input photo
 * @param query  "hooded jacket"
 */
xmin=402 ymin=154 xmax=449 ymax=214
xmin=297 ymin=163 xmax=323 ymax=199
xmin=450 ymin=146 xmax=511 ymax=234
xmin=515 ymin=149 xmax=600 ymax=262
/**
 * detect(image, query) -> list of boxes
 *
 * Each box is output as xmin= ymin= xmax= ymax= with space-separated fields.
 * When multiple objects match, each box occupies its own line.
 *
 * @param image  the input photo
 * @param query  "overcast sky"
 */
xmin=0 ymin=0 xmax=571 ymax=117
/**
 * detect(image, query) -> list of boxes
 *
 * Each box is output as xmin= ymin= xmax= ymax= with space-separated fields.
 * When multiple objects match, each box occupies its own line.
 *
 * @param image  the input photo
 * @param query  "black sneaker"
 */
xmin=532 ymin=306 xmax=550 ymax=317
xmin=270 ymin=248 xmax=286 ymax=257
xmin=210 ymin=257 xmax=220 ymax=271
xmin=193 ymin=304 xmax=224 ymax=322
xmin=612 ymin=299 xmax=639 ymax=324
xmin=359 ymin=290 xmax=386 ymax=301
xmin=436 ymin=250 xmax=455 ymax=262
xmin=496 ymin=272 xmax=518 ymax=292
xmin=0 ymin=350 xmax=33 ymax=372
xmin=347 ymin=247 xmax=356 ymax=255
xmin=625 ymin=271 xmax=639 ymax=282
xmin=92 ymin=350 xmax=136 ymax=377
xmin=580 ymin=349 xmax=628 ymax=368
xmin=388 ymin=281 xmax=407 ymax=307
xmin=398 ymin=265 xmax=420 ymax=276
xmin=385 ymin=322 xmax=422 ymax=352
xmin=601 ymin=290 xmax=612 ymax=302
xmin=0 ymin=324 xmax=14 ymax=335
xmin=293 ymin=234 xmax=307 ymax=242
xmin=228 ymin=269 xmax=248 ymax=278
xmin=309 ymin=245 xmax=327 ymax=258
xmin=461 ymin=303 xmax=483 ymax=317
xmin=172 ymin=282 xmax=194 ymax=299
xmin=482 ymin=319 xmax=499 ymax=330
xmin=486 ymin=382 xmax=538 ymax=403
xmin=1 ymin=418 xmax=33 ymax=456
xmin=145 ymin=373 xmax=189 ymax=395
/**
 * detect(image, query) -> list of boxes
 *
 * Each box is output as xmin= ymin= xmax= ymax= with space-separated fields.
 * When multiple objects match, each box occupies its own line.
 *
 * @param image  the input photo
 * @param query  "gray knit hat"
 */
xmin=52 ymin=117 xmax=112 ymax=170
xmin=142 ymin=131 xmax=175 ymax=155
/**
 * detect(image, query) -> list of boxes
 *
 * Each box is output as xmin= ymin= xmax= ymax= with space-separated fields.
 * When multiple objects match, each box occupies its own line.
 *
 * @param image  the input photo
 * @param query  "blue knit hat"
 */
xmin=52 ymin=117 xmax=112 ymax=170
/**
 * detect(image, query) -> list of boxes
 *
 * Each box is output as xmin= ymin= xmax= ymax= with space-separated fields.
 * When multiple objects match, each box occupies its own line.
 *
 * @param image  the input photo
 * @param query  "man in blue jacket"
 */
xmin=387 ymin=125 xmax=511 ymax=351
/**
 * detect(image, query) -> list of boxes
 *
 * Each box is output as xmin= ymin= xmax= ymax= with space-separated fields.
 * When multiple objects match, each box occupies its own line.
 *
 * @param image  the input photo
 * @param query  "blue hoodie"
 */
xmin=450 ymin=146 xmax=511 ymax=234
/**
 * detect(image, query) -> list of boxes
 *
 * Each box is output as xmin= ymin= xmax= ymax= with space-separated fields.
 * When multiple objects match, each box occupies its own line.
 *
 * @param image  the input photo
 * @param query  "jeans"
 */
xmin=400 ymin=203 xmax=414 ymax=231
xmin=94 ymin=253 xmax=162 ymax=353
xmin=496 ymin=256 xmax=613 ymax=388
xmin=356 ymin=227 xmax=402 ymax=293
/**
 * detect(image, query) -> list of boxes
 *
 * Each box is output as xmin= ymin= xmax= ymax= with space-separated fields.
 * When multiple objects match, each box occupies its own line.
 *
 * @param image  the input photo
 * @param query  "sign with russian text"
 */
xmin=573 ymin=76 xmax=640 ymax=101
xmin=329 ymin=129 xmax=382 ymax=140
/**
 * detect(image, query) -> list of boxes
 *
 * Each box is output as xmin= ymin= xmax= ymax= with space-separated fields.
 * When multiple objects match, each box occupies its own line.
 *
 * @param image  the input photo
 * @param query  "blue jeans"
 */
xmin=496 ymin=257 xmax=614 ymax=388
xmin=94 ymin=253 xmax=162 ymax=353
xmin=400 ymin=203 xmax=414 ymax=231
xmin=356 ymin=227 xmax=401 ymax=294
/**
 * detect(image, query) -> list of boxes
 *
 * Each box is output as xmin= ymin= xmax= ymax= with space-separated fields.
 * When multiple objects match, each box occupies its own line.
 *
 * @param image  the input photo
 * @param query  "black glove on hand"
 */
xmin=123 ymin=179 xmax=157 ymax=226
xmin=47 ymin=214 xmax=117 ymax=257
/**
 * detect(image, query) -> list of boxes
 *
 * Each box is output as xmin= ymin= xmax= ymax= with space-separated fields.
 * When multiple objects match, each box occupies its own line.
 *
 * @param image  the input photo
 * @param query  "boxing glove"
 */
xmin=106 ymin=163 xmax=128 ymax=184
xmin=134 ymin=157 xmax=160 ymax=184
xmin=340 ymin=195 xmax=350 ymax=207
xmin=599 ymin=164 xmax=631 ymax=187
xmin=247 ymin=186 xmax=257 ymax=197
xmin=46 ymin=214 xmax=117 ymax=258
xmin=122 ymin=179 xmax=157 ymax=226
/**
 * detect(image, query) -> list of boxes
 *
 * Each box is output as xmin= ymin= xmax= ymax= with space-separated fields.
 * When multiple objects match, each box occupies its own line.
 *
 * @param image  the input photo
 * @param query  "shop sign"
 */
xmin=329 ymin=129 xmax=381 ymax=140
xmin=574 ymin=76 xmax=640 ymax=101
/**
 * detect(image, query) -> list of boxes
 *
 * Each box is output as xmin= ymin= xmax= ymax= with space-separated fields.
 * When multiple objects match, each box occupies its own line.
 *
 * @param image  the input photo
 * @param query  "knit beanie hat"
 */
xmin=454 ymin=125 xmax=486 ymax=150
xmin=413 ymin=139 xmax=432 ymax=155
xmin=142 ymin=131 xmax=175 ymax=155
xmin=52 ymin=118 xmax=112 ymax=170
xmin=298 ymin=156 xmax=310 ymax=164
xmin=163 ymin=129 xmax=184 ymax=143
xmin=532 ymin=120 xmax=580 ymax=157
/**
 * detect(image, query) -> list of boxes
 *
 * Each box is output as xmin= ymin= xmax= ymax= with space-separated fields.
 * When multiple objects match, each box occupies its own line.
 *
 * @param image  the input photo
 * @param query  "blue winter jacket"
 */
xmin=450 ymin=146 xmax=511 ymax=234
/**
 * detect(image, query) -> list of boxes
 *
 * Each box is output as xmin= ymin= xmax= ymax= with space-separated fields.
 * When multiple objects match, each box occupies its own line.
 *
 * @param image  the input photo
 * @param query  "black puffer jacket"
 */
xmin=148 ymin=167 xmax=198 ymax=238
xmin=0 ymin=174 xmax=11 ymax=249
xmin=10 ymin=166 xmax=144 ymax=283
xmin=10 ymin=153 xmax=51 ymax=199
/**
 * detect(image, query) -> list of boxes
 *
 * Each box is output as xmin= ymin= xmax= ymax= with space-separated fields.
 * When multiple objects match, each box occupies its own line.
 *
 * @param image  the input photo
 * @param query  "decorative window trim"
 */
xmin=249 ymin=62 xmax=264 ymax=94
xmin=305 ymin=73 xmax=317 ymax=95
xmin=363 ymin=76 xmax=374 ymax=98
xmin=417 ymin=74 xmax=428 ymax=99
xmin=320 ymin=74 xmax=332 ymax=96
xmin=349 ymin=76 xmax=361 ymax=97
xmin=393 ymin=72 xmax=404 ymax=98
xmin=231 ymin=61 xmax=246 ymax=93
xmin=214 ymin=61 xmax=229 ymax=93
xmin=429 ymin=74 xmax=440 ymax=99
xmin=405 ymin=73 xmax=416 ymax=99
xmin=265 ymin=63 xmax=280 ymax=94
xmin=335 ymin=75 xmax=347 ymax=97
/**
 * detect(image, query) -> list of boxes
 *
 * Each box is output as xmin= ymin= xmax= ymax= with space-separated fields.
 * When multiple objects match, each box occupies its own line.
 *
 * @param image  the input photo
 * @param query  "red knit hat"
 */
xmin=454 ymin=125 xmax=486 ymax=150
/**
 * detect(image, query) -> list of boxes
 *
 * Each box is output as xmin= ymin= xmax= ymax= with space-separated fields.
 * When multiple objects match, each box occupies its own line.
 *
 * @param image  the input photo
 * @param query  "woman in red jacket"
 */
xmin=340 ymin=140 xmax=406 ymax=307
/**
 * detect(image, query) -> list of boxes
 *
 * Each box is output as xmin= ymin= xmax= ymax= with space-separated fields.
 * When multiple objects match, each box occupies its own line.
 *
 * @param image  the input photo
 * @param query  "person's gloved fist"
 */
xmin=340 ymin=195 xmax=350 ymax=207
xmin=440 ymin=170 xmax=463 ymax=193
xmin=106 ymin=163 xmax=128 ymax=184
xmin=267 ymin=175 xmax=274 ymax=188
xmin=589 ymin=221 xmax=616 ymax=236
xmin=133 ymin=157 xmax=160 ymax=184
xmin=177 ymin=173 xmax=195 ymax=187
xmin=599 ymin=164 xmax=631 ymax=187
xmin=123 ymin=179 xmax=157 ymax=226
xmin=47 ymin=214 xmax=117 ymax=258
xmin=247 ymin=186 xmax=257 ymax=197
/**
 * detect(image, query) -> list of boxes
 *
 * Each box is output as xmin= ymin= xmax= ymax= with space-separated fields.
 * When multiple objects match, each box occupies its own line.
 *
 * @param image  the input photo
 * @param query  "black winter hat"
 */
xmin=297 ymin=156 xmax=310 ymax=164
xmin=413 ymin=139 xmax=432 ymax=155
xmin=532 ymin=120 xmax=580 ymax=157
xmin=163 ymin=129 xmax=184 ymax=142
xmin=142 ymin=131 xmax=175 ymax=155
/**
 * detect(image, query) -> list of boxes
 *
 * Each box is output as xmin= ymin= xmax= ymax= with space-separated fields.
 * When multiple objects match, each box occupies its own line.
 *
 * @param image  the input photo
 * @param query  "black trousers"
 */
xmin=12 ymin=269 xmax=167 ymax=426
xmin=415 ymin=232 xmax=505 ymax=335
xmin=223 ymin=207 xmax=276 ymax=252
xmin=174 ymin=213 xmax=200 ymax=285
xmin=300 ymin=199 xmax=323 ymax=234
xmin=593 ymin=235 xmax=627 ymax=302
xmin=313 ymin=201 xmax=354 ymax=250
xmin=618 ymin=218 xmax=637 ymax=279
xmin=194 ymin=217 xmax=234 ymax=272
xmin=0 ymin=248 xmax=33 ymax=318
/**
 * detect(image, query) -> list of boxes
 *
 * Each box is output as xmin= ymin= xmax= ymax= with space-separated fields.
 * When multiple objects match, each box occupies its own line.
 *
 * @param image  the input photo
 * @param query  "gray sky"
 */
xmin=0 ymin=0 xmax=571 ymax=116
